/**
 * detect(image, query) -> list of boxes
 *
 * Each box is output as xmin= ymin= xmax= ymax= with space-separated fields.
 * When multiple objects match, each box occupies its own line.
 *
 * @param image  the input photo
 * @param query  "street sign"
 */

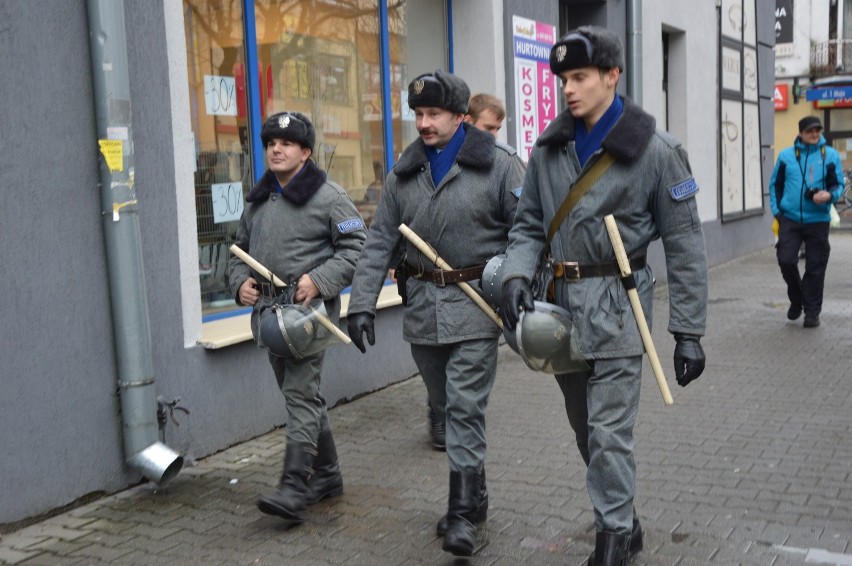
xmin=805 ymin=85 xmax=852 ymax=101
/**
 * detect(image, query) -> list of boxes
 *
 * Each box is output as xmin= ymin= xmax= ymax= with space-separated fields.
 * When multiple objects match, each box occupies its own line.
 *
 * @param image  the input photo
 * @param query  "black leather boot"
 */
xmin=436 ymin=466 xmax=487 ymax=536
xmin=441 ymin=470 xmax=480 ymax=557
xmin=588 ymin=531 xmax=631 ymax=566
xmin=630 ymin=510 xmax=644 ymax=554
xmin=588 ymin=510 xmax=643 ymax=562
xmin=256 ymin=442 xmax=315 ymax=523
xmin=428 ymin=404 xmax=446 ymax=451
xmin=304 ymin=429 xmax=343 ymax=505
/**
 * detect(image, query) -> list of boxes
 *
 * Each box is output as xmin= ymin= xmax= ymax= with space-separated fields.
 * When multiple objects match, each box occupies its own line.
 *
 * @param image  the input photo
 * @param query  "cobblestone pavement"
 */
xmin=2 ymin=234 xmax=851 ymax=565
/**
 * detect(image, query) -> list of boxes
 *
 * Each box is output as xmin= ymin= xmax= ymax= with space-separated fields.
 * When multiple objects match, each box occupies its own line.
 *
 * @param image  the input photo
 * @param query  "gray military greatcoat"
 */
xmin=502 ymin=97 xmax=708 ymax=358
xmin=348 ymin=124 xmax=526 ymax=344
xmin=229 ymin=161 xmax=367 ymax=343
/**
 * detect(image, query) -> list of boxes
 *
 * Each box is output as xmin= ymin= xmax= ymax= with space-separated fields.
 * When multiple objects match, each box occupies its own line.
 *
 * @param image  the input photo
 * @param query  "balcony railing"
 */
xmin=810 ymin=39 xmax=852 ymax=78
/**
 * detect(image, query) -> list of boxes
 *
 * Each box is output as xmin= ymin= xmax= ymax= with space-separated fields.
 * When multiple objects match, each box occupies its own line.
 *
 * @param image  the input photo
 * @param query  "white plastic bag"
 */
xmin=830 ymin=204 xmax=840 ymax=228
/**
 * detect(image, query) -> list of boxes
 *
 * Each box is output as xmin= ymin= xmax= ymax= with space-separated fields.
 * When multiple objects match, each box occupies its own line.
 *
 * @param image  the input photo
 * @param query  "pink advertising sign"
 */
xmin=512 ymin=15 xmax=558 ymax=161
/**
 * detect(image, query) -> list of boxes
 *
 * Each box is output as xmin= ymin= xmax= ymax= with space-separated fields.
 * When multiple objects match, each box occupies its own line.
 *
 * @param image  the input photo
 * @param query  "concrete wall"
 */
xmin=0 ymin=0 xmax=131 ymax=525
xmin=775 ymin=0 xmax=830 ymax=79
xmin=641 ymin=0 xmax=778 ymax=271
xmin=451 ymin=0 xmax=508 ymax=142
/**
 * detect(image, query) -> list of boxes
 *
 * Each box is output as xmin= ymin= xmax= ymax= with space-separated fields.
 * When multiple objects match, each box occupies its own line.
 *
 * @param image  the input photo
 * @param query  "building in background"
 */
xmin=0 ymin=0 xmax=775 ymax=525
xmin=774 ymin=0 xmax=852 ymax=175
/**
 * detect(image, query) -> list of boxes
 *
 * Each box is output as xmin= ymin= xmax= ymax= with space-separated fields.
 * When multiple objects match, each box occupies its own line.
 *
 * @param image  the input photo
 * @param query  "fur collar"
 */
xmin=393 ymin=123 xmax=495 ymax=178
xmin=245 ymin=159 xmax=327 ymax=205
xmin=535 ymin=96 xmax=656 ymax=163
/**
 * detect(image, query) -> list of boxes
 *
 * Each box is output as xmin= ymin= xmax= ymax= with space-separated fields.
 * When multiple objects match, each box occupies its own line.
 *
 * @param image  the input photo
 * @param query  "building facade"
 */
xmin=774 ymin=0 xmax=852 ymax=176
xmin=0 ymin=0 xmax=775 ymax=524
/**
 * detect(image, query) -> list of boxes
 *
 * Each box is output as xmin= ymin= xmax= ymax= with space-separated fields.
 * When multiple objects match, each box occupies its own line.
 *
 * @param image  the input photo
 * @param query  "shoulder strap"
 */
xmin=545 ymin=152 xmax=615 ymax=246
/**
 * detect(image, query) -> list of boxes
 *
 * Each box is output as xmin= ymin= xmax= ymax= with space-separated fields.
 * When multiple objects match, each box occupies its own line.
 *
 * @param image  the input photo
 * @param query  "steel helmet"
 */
xmin=259 ymin=300 xmax=341 ymax=359
xmin=504 ymin=301 xmax=590 ymax=375
xmin=481 ymin=254 xmax=507 ymax=310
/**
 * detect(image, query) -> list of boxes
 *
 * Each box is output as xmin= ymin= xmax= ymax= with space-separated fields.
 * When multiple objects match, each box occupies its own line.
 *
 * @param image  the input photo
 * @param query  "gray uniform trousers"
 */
xmin=411 ymin=338 xmax=498 ymax=472
xmin=268 ymin=351 xmax=330 ymax=448
xmin=554 ymin=355 xmax=642 ymax=535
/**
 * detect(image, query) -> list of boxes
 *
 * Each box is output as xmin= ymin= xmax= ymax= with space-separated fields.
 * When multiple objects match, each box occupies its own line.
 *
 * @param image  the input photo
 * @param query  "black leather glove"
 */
xmin=501 ymin=278 xmax=535 ymax=331
xmin=673 ymin=333 xmax=705 ymax=387
xmin=347 ymin=313 xmax=375 ymax=354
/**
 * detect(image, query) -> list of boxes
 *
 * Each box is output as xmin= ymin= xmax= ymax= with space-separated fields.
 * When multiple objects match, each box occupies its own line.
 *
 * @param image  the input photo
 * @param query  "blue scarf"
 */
xmin=425 ymin=124 xmax=466 ymax=186
xmin=574 ymin=95 xmax=624 ymax=167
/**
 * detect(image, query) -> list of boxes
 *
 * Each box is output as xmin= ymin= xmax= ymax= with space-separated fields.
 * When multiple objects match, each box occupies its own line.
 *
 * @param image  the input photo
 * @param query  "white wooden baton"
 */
xmin=603 ymin=215 xmax=674 ymax=405
xmin=228 ymin=244 xmax=352 ymax=345
xmin=398 ymin=224 xmax=503 ymax=329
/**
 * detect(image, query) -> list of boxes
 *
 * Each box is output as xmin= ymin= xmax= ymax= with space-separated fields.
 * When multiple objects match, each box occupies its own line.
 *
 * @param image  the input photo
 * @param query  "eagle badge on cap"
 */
xmin=413 ymin=80 xmax=425 ymax=95
xmin=555 ymin=44 xmax=567 ymax=62
xmin=278 ymin=115 xmax=291 ymax=129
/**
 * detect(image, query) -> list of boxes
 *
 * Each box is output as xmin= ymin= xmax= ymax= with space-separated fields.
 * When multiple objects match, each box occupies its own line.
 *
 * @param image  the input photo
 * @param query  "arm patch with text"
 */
xmin=337 ymin=218 xmax=365 ymax=233
xmin=511 ymin=186 xmax=522 ymax=199
xmin=668 ymin=177 xmax=699 ymax=201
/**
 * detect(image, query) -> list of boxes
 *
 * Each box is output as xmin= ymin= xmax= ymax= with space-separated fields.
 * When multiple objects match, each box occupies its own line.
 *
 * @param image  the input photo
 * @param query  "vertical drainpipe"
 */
xmin=627 ymin=0 xmax=643 ymax=106
xmin=87 ymin=0 xmax=183 ymax=486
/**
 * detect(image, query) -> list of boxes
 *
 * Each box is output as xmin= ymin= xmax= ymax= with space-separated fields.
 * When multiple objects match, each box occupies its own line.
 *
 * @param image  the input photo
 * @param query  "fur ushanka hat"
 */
xmin=549 ymin=26 xmax=625 ymax=75
xmin=260 ymin=111 xmax=316 ymax=152
xmin=407 ymin=69 xmax=471 ymax=114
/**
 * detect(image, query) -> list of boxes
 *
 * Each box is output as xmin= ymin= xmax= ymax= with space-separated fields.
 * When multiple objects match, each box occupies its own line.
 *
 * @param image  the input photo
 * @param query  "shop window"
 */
xmin=184 ymin=0 xmax=448 ymax=321
xmin=253 ymin=0 xmax=384 ymax=231
xmin=184 ymin=1 xmax=251 ymax=315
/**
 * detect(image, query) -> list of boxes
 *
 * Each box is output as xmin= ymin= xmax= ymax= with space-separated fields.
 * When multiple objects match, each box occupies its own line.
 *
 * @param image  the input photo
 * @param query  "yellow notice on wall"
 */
xmin=98 ymin=139 xmax=123 ymax=172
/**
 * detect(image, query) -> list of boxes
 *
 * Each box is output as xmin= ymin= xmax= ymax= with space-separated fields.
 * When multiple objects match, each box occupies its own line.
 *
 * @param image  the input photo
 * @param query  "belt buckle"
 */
xmin=257 ymin=281 xmax=272 ymax=297
xmin=563 ymin=261 xmax=580 ymax=282
xmin=435 ymin=269 xmax=446 ymax=287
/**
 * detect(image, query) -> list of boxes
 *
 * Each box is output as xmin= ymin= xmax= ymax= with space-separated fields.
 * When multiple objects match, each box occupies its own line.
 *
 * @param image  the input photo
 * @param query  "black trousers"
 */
xmin=775 ymin=216 xmax=831 ymax=316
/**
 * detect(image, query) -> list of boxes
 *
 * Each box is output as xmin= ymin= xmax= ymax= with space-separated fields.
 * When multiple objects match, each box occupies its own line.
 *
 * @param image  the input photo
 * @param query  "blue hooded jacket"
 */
xmin=769 ymin=134 xmax=844 ymax=224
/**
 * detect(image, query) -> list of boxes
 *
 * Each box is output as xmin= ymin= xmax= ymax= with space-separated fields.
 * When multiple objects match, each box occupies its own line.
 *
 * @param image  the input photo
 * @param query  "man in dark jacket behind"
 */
xmin=346 ymin=70 xmax=525 ymax=558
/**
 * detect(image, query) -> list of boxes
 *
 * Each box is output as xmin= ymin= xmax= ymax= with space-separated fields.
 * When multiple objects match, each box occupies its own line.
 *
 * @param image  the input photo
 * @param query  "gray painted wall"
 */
xmin=0 ymin=1 xmax=130 ymax=524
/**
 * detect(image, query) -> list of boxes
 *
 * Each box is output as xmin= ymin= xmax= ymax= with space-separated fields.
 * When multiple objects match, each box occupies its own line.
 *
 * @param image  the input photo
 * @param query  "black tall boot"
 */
xmin=630 ymin=510 xmax=644 ymax=554
xmin=588 ymin=531 xmax=631 ymax=566
xmin=436 ymin=466 xmax=487 ymax=536
xmin=304 ymin=429 xmax=343 ymax=505
xmin=441 ymin=470 xmax=480 ymax=557
xmin=588 ymin=510 xmax=643 ymax=563
xmin=256 ymin=442 xmax=315 ymax=523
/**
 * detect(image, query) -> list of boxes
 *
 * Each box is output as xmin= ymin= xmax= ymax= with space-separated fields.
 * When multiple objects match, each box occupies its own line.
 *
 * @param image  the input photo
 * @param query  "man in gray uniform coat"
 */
xmin=501 ymin=27 xmax=708 ymax=565
xmin=346 ymin=70 xmax=525 ymax=558
xmin=228 ymin=111 xmax=366 ymax=526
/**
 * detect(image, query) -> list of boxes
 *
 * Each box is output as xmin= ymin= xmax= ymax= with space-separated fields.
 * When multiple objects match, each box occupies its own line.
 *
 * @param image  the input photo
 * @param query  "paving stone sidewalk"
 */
xmin=2 ymin=234 xmax=851 ymax=565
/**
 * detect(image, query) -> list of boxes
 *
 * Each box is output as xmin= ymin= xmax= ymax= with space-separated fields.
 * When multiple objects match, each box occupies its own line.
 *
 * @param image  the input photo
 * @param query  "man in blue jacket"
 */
xmin=769 ymin=116 xmax=844 ymax=328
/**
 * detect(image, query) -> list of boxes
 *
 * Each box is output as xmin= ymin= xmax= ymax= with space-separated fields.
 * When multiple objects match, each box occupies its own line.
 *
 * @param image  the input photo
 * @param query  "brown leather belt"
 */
xmin=555 ymin=255 xmax=646 ymax=281
xmin=409 ymin=264 xmax=486 ymax=287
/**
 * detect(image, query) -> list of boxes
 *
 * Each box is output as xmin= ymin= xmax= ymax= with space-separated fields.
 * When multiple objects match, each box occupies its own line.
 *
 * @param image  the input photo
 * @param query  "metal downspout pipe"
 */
xmin=87 ymin=0 xmax=183 ymax=486
xmin=627 ymin=0 xmax=643 ymax=106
